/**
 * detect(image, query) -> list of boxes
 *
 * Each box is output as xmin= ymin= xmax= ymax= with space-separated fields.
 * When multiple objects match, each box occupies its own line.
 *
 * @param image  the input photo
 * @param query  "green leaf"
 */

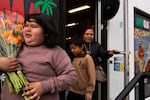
xmin=46 ymin=6 xmax=50 ymax=16
xmin=47 ymin=5 xmax=53 ymax=15
xmin=34 ymin=1 xmax=44 ymax=12
xmin=41 ymin=5 xmax=46 ymax=14
xmin=47 ymin=1 xmax=57 ymax=7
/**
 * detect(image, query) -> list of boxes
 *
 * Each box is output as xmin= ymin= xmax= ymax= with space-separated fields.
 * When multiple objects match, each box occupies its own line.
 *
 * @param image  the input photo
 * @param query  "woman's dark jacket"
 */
xmin=85 ymin=41 xmax=113 ymax=67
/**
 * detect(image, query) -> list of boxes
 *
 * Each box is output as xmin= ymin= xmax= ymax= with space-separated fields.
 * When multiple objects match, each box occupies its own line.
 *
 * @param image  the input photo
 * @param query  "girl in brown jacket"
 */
xmin=67 ymin=35 xmax=96 ymax=100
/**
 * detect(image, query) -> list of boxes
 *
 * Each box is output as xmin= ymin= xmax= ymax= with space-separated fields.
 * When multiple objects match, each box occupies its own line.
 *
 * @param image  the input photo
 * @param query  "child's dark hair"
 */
xmin=68 ymin=34 xmax=84 ymax=47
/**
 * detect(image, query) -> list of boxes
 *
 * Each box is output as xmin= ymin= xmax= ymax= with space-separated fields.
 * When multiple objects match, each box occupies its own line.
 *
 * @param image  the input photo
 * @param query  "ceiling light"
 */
xmin=66 ymin=22 xmax=79 ymax=27
xmin=68 ymin=5 xmax=90 ymax=13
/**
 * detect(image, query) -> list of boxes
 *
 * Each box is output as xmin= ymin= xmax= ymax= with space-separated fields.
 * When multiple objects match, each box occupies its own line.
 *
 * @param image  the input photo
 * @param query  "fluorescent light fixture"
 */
xmin=66 ymin=22 xmax=79 ymax=27
xmin=68 ymin=5 xmax=90 ymax=13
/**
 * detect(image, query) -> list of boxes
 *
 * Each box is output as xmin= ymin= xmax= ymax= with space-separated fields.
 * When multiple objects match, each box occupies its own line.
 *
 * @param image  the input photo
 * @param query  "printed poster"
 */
xmin=114 ymin=56 xmax=124 ymax=72
xmin=134 ymin=10 xmax=150 ymax=73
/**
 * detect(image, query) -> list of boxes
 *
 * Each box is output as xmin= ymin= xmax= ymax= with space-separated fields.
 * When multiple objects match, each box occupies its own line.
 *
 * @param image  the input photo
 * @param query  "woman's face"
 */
xmin=83 ymin=29 xmax=94 ymax=43
xmin=23 ymin=19 xmax=45 ymax=46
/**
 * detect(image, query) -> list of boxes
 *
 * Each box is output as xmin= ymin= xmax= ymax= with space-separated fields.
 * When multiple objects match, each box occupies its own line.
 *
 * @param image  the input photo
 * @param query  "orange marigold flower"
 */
xmin=4 ymin=19 xmax=13 ymax=25
xmin=1 ymin=30 xmax=12 ymax=38
xmin=7 ymin=35 xmax=19 ymax=44
xmin=17 ymin=36 xmax=23 ymax=46
xmin=13 ymin=27 xmax=20 ymax=33
xmin=16 ymin=20 xmax=23 ymax=25
xmin=17 ymin=24 xmax=23 ymax=28
xmin=17 ymin=36 xmax=22 ymax=41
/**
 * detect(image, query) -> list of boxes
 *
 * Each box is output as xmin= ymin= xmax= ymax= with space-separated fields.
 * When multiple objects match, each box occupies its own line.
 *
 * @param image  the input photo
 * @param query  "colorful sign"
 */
xmin=114 ymin=56 xmax=124 ymax=72
xmin=0 ymin=0 xmax=64 ymax=46
xmin=0 ymin=0 xmax=58 ymax=25
xmin=134 ymin=10 xmax=150 ymax=73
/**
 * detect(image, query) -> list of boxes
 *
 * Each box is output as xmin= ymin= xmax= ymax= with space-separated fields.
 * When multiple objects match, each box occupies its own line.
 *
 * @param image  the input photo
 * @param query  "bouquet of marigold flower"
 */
xmin=0 ymin=18 xmax=29 ymax=99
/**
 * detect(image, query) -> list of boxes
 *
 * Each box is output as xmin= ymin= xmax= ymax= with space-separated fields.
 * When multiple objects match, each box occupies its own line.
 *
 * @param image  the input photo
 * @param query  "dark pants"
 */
xmin=67 ymin=91 xmax=85 ymax=100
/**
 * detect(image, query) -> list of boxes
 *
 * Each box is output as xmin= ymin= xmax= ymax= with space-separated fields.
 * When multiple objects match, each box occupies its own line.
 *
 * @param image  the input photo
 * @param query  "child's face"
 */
xmin=69 ymin=44 xmax=83 ymax=56
xmin=23 ymin=18 xmax=45 ymax=46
